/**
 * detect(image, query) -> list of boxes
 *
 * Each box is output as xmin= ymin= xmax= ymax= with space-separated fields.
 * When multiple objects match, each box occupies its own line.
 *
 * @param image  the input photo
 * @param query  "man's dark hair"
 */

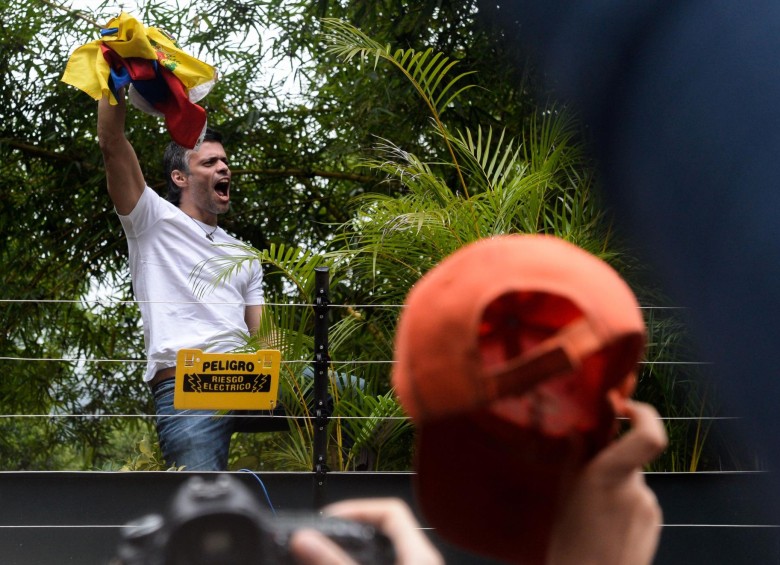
xmin=163 ymin=128 xmax=224 ymax=206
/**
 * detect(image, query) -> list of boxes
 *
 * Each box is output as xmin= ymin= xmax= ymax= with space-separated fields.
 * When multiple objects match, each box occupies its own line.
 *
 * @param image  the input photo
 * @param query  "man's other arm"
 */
xmin=245 ymin=304 xmax=263 ymax=336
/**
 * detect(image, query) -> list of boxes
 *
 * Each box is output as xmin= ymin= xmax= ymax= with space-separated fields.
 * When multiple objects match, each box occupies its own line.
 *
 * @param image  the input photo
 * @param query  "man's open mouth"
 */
xmin=214 ymin=179 xmax=230 ymax=199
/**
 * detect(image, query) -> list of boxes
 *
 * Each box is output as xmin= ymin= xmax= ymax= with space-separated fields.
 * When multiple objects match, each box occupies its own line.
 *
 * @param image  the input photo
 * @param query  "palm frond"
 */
xmin=190 ymin=242 xmax=331 ymax=301
xmin=263 ymin=426 xmax=313 ymax=471
xmin=321 ymin=18 xmax=475 ymax=119
xmin=255 ymin=242 xmax=331 ymax=298
xmin=321 ymin=17 xmax=476 ymax=202
xmin=523 ymin=107 xmax=584 ymax=181
xmin=334 ymin=391 xmax=413 ymax=470
xmin=189 ymin=242 xmax=261 ymax=298
xmin=362 ymin=138 xmax=457 ymax=206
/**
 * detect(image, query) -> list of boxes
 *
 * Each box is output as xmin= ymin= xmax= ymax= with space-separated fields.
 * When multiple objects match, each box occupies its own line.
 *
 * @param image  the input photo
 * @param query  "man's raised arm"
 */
xmin=97 ymin=93 xmax=145 ymax=215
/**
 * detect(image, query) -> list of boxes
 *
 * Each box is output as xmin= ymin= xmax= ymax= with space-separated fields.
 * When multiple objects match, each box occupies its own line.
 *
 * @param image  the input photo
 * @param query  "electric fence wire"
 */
xmin=0 ymin=298 xmax=715 ymax=421
xmin=0 ymin=298 xmax=687 ymax=309
xmin=0 ymin=413 xmax=741 ymax=421
xmin=0 ymin=356 xmax=713 ymax=366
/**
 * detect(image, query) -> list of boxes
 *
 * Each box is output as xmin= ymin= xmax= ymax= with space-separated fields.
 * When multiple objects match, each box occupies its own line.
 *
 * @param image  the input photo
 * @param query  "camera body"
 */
xmin=112 ymin=475 xmax=395 ymax=565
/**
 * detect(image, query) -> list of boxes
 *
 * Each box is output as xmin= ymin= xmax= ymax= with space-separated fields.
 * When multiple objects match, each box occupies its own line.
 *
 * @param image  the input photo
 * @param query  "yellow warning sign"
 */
xmin=173 ymin=349 xmax=281 ymax=410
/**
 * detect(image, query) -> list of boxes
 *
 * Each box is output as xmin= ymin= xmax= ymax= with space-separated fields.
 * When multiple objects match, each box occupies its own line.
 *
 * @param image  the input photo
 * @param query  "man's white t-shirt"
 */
xmin=118 ymin=186 xmax=264 ymax=382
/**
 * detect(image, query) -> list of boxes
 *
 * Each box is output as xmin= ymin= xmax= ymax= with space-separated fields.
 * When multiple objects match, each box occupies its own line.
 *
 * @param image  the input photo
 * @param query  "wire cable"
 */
xmin=239 ymin=468 xmax=277 ymax=515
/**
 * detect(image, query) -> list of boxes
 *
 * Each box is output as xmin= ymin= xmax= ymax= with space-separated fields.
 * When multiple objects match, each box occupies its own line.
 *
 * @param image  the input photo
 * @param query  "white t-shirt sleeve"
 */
xmin=246 ymin=263 xmax=264 ymax=306
xmin=117 ymin=185 xmax=170 ymax=237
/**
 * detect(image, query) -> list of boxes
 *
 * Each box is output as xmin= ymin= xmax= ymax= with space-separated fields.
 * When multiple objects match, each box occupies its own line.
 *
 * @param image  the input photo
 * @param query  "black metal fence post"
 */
xmin=312 ymin=267 xmax=330 ymax=508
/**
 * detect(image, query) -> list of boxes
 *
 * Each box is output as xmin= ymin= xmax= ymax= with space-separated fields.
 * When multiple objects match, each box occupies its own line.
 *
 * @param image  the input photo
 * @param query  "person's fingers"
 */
xmin=323 ymin=497 xmax=413 ymax=533
xmin=592 ymin=399 xmax=668 ymax=478
xmin=322 ymin=498 xmax=443 ymax=565
xmin=289 ymin=529 xmax=360 ymax=565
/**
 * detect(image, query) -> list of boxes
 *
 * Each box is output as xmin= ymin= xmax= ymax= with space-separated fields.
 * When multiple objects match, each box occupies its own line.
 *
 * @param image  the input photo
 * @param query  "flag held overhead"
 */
xmin=62 ymin=12 xmax=218 ymax=149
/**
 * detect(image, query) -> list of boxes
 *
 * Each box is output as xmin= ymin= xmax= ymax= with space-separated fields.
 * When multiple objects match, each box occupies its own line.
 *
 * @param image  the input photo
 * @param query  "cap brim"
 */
xmin=413 ymin=364 xmax=634 ymax=565
xmin=414 ymin=410 xmax=573 ymax=564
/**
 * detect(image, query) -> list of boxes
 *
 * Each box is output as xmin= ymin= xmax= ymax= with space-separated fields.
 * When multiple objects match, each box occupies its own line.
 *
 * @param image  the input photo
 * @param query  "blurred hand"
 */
xmin=289 ymin=498 xmax=443 ymax=565
xmin=547 ymin=397 xmax=668 ymax=565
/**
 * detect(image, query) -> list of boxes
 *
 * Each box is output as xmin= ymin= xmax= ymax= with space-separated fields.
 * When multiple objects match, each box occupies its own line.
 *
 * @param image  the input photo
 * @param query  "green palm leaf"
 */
xmin=190 ymin=242 xmax=332 ymax=300
xmin=322 ymin=17 xmax=476 ymax=200
xmin=334 ymin=391 xmax=413 ymax=471
xmin=321 ymin=18 xmax=475 ymax=119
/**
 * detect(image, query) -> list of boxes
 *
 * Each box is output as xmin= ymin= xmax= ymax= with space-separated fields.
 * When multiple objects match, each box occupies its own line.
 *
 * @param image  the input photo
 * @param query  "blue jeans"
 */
xmin=152 ymin=379 xmax=235 ymax=471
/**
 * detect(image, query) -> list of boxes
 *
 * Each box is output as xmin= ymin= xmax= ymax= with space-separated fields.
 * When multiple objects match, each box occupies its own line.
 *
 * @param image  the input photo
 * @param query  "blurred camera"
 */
xmin=111 ymin=474 xmax=395 ymax=565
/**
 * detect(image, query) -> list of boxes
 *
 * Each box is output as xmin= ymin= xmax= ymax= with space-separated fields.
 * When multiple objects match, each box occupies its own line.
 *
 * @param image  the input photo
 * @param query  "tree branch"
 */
xmin=1 ymin=138 xmax=96 ymax=169
xmin=37 ymin=0 xmax=101 ymax=27
xmin=232 ymin=167 xmax=378 ymax=184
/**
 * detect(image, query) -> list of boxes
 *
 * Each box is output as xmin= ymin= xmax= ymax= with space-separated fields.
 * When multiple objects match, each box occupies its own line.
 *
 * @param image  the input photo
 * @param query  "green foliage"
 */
xmin=118 ymin=434 xmax=180 ymax=471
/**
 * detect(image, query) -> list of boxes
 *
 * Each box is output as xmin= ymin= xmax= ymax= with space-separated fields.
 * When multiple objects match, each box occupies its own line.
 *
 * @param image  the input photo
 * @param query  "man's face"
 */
xmin=180 ymin=140 xmax=231 ymax=221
